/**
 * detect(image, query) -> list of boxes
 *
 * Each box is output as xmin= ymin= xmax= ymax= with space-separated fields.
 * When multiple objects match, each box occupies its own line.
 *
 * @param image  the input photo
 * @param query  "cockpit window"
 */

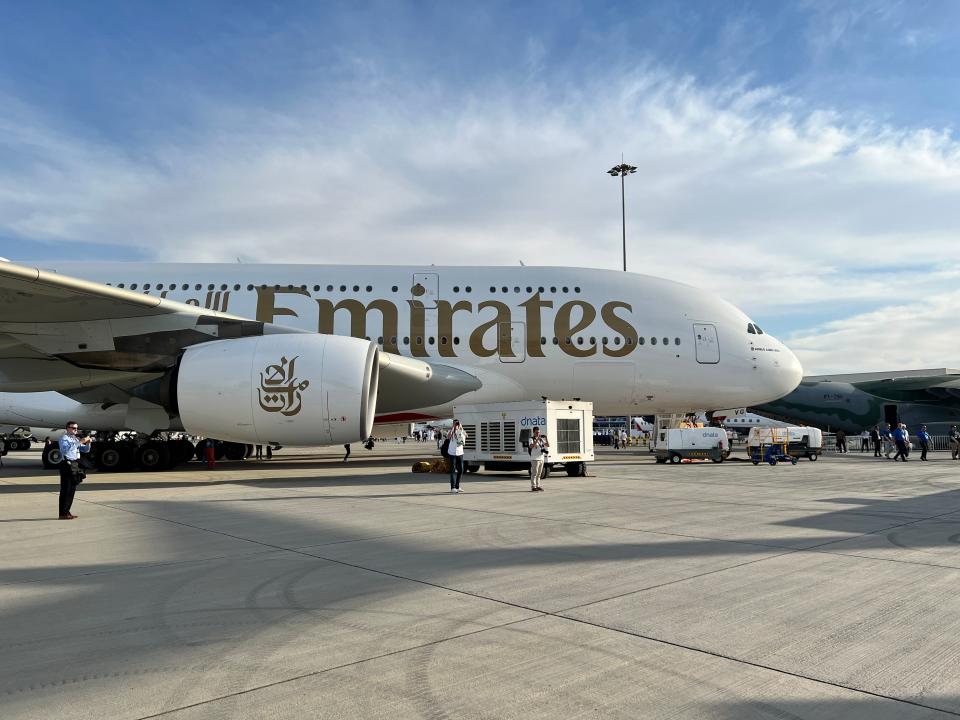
xmin=747 ymin=323 xmax=756 ymax=334
xmin=755 ymin=325 xmax=764 ymax=334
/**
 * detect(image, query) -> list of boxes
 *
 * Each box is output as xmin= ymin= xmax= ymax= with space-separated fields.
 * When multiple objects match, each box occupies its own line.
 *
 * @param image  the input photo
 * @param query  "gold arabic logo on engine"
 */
xmin=258 ymin=355 xmax=310 ymax=416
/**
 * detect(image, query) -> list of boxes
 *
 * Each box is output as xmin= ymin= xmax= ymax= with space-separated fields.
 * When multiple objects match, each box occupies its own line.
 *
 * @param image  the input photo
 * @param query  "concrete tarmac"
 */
xmin=2 ymin=444 xmax=960 ymax=719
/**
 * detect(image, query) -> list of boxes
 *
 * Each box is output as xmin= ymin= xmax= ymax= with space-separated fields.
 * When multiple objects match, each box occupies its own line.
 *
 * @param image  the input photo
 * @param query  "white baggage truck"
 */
xmin=453 ymin=400 xmax=594 ymax=477
xmin=654 ymin=427 xmax=730 ymax=464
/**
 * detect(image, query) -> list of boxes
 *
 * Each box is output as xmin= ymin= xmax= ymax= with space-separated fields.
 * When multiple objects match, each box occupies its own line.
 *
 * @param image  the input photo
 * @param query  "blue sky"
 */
xmin=1 ymin=0 xmax=959 ymax=372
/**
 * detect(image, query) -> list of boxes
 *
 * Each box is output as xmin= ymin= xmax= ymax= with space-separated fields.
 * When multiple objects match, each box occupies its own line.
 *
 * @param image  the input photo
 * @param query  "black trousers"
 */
xmin=873 ymin=439 xmax=881 ymax=457
xmin=449 ymin=455 xmax=464 ymax=488
xmin=58 ymin=461 xmax=77 ymax=515
xmin=921 ymin=441 xmax=929 ymax=460
xmin=893 ymin=441 xmax=909 ymax=461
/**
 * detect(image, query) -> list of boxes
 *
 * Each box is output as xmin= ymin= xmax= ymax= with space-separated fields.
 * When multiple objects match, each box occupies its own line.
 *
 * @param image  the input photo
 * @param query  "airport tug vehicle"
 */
xmin=453 ymin=400 xmax=594 ymax=477
xmin=746 ymin=426 xmax=822 ymax=463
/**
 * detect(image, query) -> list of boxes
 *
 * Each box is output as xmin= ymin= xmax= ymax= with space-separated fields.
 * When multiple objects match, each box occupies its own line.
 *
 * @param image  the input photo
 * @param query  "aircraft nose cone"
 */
xmin=775 ymin=344 xmax=803 ymax=398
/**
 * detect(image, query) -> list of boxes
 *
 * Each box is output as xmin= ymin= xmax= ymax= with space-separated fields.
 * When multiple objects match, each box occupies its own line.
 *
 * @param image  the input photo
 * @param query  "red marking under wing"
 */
xmin=374 ymin=412 xmax=439 ymax=423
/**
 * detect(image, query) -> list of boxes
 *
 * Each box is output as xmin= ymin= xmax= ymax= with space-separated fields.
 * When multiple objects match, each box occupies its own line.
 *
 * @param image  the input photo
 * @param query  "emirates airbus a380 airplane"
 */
xmin=0 ymin=261 xmax=801 ymax=468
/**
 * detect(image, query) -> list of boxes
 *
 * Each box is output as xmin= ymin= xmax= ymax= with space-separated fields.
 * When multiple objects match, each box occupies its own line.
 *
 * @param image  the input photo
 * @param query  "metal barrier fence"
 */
xmin=825 ymin=434 xmax=957 ymax=452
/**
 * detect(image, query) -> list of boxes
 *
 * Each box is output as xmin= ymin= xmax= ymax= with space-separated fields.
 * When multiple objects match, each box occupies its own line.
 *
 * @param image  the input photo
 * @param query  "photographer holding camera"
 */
xmin=58 ymin=421 xmax=91 ymax=519
xmin=528 ymin=426 xmax=549 ymax=492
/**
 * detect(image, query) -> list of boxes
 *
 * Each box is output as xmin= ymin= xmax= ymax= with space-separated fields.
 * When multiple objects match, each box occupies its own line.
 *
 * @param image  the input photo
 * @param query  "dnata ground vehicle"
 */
xmin=453 ymin=400 xmax=594 ymax=477
xmin=746 ymin=426 xmax=823 ymax=462
xmin=653 ymin=427 xmax=729 ymax=464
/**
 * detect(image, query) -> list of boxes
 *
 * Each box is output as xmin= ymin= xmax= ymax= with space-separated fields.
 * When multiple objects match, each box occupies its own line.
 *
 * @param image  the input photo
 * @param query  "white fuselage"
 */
xmin=0 ymin=264 xmax=802 ymax=430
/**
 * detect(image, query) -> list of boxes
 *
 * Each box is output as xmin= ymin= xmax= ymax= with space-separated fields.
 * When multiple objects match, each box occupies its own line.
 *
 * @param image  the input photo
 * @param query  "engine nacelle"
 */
xmin=176 ymin=334 xmax=379 ymax=446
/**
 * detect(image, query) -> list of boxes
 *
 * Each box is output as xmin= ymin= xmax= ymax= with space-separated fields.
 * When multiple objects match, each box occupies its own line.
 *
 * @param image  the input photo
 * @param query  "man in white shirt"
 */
xmin=528 ymin=427 xmax=549 ymax=492
xmin=58 ymin=421 xmax=91 ymax=519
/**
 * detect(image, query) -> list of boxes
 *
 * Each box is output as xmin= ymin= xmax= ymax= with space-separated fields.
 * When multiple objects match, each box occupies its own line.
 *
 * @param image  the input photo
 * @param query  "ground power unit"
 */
xmin=453 ymin=400 xmax=594 ymax=478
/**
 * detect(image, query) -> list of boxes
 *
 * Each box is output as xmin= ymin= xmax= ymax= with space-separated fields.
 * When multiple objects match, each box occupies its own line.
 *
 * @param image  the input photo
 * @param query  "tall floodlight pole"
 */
xmin=607 ymin=162 xmax=637 ymax=271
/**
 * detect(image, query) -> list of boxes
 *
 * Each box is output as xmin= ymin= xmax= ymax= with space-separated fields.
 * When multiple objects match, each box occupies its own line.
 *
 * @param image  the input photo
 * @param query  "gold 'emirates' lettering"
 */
xmin=316 ymin=298 xmax=399 ymax=354
xmin=519 ymin=293 xmax=552 ymax=358
xmin=554 ymin=300 xmax=597 ymax=358
xmin=254 ymin=289 xmax=646 ymax=361
xmin=601 ymin=301 xmax=638 ymax=357
xmin=470 ymin=301 xmax=512 ymax=358
xmin=438 ymin=300 xmax=472 ymax=358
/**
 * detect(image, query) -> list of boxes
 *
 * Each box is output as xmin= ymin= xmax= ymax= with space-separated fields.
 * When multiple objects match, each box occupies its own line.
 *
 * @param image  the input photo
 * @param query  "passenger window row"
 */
xmin=365 ymin=336 xmax=682 ymax=347
xmin=107 ymin=283 xmax=583 ymax=296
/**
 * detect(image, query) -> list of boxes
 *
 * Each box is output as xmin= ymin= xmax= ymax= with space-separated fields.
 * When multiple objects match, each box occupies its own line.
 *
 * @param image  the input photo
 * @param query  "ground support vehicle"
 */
xmin=454 ymin=400 xmax=594 ymax=477
xmin=748 ymin=428 xmax=800 ymax=466
xmin=746 ymin=426 xmax=822 ymax=462
xmin=0 ymin=427 xmax=34 ymax=453
xmin=653 ymin=427 xmax=729 ymax=464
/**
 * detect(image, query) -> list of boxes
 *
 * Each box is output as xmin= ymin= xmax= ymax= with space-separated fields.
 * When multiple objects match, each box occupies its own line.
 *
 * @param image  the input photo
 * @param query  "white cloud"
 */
xmin=787 ymin=288 xmax=960 ymax=374
xmin=1 ymin=68 xmax=960 ymax=372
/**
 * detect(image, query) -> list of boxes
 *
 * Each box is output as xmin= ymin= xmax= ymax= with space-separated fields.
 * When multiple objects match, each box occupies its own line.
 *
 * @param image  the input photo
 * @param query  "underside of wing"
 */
xmin=0 ymin=260 xmax=294 ymax=392
xmin=0 ymin=261 xmax=481 ymax=441
xmin=851 ymin=375 xmax=960 ymax=403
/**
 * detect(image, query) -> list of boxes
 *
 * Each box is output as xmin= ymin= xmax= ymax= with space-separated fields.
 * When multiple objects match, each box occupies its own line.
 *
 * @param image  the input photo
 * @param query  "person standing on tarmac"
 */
xmin=528 ymin=426 xmax=550 ymax=492
xmin=950 ymin=426 xmax=960 ymax=460
xmin=917 ymin=425 xmax=931 ymax=461
xmin=835 ymin=429 xmax=847 ymax=454
xmin=58 ymin=421 xmax=91 ymax=519
xmin=870 ymin=426 xmax=881 ymax=457
xmin=447 ymin=420 xmax=467 ymax=493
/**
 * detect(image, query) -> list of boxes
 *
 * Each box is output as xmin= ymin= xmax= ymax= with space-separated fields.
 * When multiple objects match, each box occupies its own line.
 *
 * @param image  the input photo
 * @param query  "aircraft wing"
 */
xmin=0 ymin=261 xmax=479 ymax=421
xmin=0 ymin=260 xmax=294 ymax=394
xmin=850 ymin=375 xmax=960 ymax=404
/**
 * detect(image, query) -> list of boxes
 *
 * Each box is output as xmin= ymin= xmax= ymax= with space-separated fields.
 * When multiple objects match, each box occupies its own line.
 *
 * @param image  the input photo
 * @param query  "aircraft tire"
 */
xmin=136 ymin=441 xmax=170 ymax=471
xmin=42 ymin=445 xmax=62 ymax=468
xmin=169 ymin=439 xmax=195 ymax=465
xmin=96 ymin=445 xmax=125 ymax=472
xmin=223 ymin=442 xmax=247 ymax=461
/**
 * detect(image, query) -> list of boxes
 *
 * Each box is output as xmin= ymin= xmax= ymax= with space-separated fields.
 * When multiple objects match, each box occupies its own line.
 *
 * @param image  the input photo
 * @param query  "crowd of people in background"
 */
xmin=841 ymin=422 xmax=953 ymax=461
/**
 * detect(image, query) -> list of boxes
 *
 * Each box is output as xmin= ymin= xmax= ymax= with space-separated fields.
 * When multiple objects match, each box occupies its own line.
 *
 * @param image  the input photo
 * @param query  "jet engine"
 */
xmin=176 ymin=334 xmax=379 ymax=445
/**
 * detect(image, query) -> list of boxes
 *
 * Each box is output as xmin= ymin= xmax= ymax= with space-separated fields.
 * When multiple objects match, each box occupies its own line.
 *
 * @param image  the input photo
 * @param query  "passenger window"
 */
xmin=651 ymin=337 xmax=658 ymax=345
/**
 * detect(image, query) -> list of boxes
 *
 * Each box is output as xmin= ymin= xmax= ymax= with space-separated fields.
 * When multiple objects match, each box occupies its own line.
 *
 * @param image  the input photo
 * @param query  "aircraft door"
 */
xmin=693 ymin=323 xmax=720 ymax=364
xmin=498 ymin=322 xmax=526 ymax=363
xmin=411 ymin=273 xmax=438 ymax=309
xmin=884 ymin=404 xmax=899 ymax=427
